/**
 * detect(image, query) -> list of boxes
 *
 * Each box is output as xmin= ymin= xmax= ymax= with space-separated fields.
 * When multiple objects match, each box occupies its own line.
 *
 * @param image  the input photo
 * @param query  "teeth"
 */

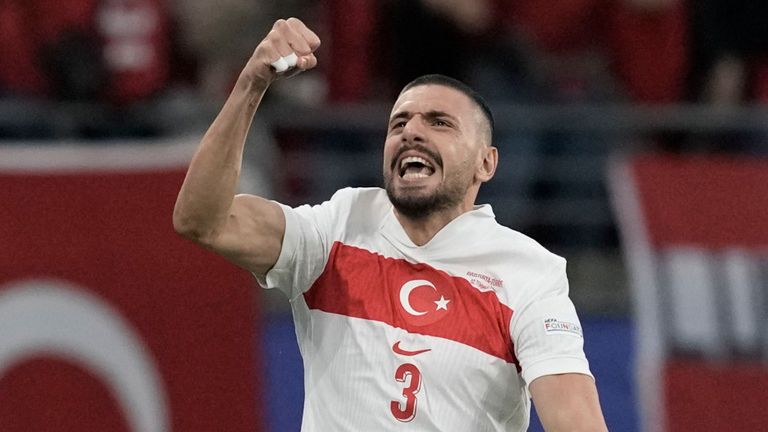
xmin=403 ymin=172 xmax=429 ymax=179
xmin=400 ymin=156 xmax=432 ymax=170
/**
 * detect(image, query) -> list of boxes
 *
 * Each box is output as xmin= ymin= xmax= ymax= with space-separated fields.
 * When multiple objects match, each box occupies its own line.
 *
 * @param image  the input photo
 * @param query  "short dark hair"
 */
xmin=400 ymin=74 xmax=494 ymax=141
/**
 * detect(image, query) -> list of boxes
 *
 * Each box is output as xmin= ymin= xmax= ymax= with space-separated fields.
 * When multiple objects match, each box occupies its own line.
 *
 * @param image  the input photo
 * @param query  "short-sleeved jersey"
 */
xmin=259 ymin=187 xmax=592 ymax=431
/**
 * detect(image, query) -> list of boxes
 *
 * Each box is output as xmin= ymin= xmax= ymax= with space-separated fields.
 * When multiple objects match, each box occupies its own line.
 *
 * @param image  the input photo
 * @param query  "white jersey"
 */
xmin=259 ymin=187 xmax=592 ymax=431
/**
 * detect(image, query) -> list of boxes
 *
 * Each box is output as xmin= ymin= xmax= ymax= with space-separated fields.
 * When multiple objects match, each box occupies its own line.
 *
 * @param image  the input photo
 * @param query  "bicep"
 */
xmin=529 ymin=373 xmax=607 ymax=432
xmin=204 ymin=194 xmax=286 ymax=275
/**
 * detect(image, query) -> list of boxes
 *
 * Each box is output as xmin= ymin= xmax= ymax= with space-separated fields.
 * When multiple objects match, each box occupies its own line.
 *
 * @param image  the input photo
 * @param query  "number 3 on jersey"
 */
xmin=390 ymin=363 xmax=422 ymax=422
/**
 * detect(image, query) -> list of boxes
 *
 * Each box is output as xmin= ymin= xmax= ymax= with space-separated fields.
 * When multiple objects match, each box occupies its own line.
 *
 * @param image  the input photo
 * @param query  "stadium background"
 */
xmin=1 ymin=0 xmax=767 ymax=431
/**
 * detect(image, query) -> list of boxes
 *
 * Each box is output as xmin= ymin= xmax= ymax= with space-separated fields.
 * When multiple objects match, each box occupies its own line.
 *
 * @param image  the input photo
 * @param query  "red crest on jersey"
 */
xmin=395 ymin=278 xmax=451 ymax=326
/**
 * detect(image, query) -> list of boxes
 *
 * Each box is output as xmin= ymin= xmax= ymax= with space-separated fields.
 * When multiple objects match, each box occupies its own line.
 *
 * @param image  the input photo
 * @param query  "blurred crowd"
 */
xmin=3 ymin=0 xmax=767 ymax=214
xmin=3 ymin=0 xmax=768 ymax=113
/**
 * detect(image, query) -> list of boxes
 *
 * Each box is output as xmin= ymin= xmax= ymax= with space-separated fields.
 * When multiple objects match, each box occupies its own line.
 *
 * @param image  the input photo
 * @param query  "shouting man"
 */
xmin=173 ymin=17 xmax=608 ymax=432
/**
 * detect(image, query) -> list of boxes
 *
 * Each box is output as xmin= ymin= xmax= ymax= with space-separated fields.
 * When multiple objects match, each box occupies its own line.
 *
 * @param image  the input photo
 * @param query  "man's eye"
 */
xmin=392 ymin=121 xmax=406 ymax=129
xmin=433 ymin=120 xmax=448 ymax=127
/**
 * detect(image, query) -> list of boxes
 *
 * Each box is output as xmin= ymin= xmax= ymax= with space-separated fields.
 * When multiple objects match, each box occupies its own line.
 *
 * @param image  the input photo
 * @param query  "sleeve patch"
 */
xmin=543 ymin=318 xmax=583 ymax=338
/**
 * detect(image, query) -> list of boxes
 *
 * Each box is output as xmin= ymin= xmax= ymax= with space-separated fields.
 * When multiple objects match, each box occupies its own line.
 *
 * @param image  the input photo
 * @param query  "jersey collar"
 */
xmin=380 ymin=203 xmax=495 ymax=250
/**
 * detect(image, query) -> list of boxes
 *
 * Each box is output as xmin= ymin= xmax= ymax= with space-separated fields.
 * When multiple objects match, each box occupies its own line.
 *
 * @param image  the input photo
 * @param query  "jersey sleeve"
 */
xmin=255 ymin=190 xmax=349 ymax=300
xmin=510 ymin=257 xmax=592 ymax=388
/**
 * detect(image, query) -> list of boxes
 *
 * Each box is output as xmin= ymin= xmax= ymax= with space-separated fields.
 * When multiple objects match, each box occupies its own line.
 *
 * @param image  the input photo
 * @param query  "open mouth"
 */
xmin=399 ymin=156 xmax=436 ymax=179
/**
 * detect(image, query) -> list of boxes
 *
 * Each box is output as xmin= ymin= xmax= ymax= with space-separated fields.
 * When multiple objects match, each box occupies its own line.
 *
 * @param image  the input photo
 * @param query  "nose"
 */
xmin=401 ymin=116 xmax=426 ymax=143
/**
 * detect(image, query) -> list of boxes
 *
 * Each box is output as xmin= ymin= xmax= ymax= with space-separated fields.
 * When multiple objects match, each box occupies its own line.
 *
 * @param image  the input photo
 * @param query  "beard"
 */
xmin=383 ymin=171 xmax=470 ymax=219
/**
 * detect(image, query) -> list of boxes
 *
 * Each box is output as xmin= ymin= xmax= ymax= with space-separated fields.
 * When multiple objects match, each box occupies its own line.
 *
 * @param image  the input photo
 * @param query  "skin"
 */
xmin=173 ymin=17 xmax=318 ymax=275
xmin=383 ymin=83 xmax=498 ymax=245
xmin=173 ymin=17 xmax=607 ymax=432
xmin=530 ymin=374 xmax=608 ymax=432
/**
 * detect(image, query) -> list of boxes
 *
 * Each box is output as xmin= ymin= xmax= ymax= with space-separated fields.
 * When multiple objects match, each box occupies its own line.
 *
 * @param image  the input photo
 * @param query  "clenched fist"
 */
xmin=240 ymin=18 xmax=321 ymax=91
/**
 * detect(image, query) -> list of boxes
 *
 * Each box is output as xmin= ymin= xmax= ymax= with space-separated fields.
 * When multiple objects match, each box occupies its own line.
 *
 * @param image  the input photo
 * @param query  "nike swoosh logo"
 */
xmin=392 ymin=341 xmax=431 ymax=356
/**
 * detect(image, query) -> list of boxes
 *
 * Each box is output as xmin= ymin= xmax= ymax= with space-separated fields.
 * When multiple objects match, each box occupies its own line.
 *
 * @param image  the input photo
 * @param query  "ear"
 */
xmin=475 ymin=146 xmax=498 ymax=183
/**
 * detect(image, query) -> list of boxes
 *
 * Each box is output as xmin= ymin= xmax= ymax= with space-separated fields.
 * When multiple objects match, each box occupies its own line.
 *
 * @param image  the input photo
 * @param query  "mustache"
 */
xmin=390 ymin=143 xmax=442 ymax=171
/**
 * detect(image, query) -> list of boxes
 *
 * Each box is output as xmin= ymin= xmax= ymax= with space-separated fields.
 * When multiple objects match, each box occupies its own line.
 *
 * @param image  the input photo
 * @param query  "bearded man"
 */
xmin=173 ymin=17 xmax=608 ymax=432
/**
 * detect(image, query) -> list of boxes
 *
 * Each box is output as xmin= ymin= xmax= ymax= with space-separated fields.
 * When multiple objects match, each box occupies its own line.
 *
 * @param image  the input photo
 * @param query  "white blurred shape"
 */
xmin=664 ymin=248 xmax=722 ymax=356
xmin=0 ymin=280 xmax=169 ymax=432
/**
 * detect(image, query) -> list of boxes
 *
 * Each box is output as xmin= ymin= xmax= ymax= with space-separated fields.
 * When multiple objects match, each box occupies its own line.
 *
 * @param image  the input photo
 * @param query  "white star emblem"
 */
xmin=434 ymin=296 xmax=450 ymax=311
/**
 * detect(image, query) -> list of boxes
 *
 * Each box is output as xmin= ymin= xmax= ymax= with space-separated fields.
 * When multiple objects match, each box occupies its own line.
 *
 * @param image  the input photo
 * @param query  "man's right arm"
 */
xmin=172 ymin=18 xmax=320 ymax=276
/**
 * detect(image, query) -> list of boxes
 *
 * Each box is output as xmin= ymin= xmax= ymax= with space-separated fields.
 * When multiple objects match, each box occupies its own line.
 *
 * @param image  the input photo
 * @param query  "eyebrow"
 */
xmin=388 ymin=110 xmax=459 ymax=125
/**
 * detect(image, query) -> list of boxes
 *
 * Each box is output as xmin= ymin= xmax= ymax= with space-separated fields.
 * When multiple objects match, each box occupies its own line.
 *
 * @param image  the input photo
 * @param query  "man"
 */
xmin=173 ymin=17 xmax=608 ymax=431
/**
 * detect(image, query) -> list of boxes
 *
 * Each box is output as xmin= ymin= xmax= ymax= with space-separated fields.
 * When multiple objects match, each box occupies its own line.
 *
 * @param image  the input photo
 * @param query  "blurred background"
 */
xmin=1 ymin=0 xmax=767 ymax=431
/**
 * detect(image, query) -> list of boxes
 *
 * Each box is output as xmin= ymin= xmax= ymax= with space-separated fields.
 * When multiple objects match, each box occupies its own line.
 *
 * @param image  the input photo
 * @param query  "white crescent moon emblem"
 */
xmin=0 ymin=280 xmax=169 ymax=432
xmin=399 ymin=279 xmax=436 ymax=316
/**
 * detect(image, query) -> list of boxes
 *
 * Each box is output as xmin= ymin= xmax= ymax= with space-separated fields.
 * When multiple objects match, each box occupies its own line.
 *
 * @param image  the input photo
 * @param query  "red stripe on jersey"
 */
xmin=304 ymin=242 xmax=518 ymax=365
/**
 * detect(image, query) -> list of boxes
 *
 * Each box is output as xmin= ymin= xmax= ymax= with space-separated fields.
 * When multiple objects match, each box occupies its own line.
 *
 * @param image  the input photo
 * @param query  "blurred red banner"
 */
xmin=0 ymin=141 xmax=263 ymax=432
xmin=611 ymin=154 xmax=768 ymax=432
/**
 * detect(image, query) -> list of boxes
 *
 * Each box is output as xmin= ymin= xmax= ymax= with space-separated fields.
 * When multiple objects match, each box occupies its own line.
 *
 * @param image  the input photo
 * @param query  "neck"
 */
xmin=394 ymin=201 xmax=474 ymax=246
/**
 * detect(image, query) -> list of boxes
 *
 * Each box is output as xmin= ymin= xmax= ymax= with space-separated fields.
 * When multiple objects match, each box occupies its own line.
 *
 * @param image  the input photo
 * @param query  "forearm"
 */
xmin=173 ymin=17 xmax=320 ymax=267
xmin=173 ymin=77 xmax=267 ymax=240
xmin=530 ymin=374 xmax=608 ymax=432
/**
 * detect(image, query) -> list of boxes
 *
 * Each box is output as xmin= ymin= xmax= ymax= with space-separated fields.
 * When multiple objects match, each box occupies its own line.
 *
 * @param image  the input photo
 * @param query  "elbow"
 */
xmin=172 ymin=212 xmax=198 ymax=239
xmin=172 ymin=208 xmax=211 ymax=244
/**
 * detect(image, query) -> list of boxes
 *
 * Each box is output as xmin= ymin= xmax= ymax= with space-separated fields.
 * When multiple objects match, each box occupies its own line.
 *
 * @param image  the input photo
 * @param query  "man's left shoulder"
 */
xmin=483 ymin=221 xmax=565 ymax=267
